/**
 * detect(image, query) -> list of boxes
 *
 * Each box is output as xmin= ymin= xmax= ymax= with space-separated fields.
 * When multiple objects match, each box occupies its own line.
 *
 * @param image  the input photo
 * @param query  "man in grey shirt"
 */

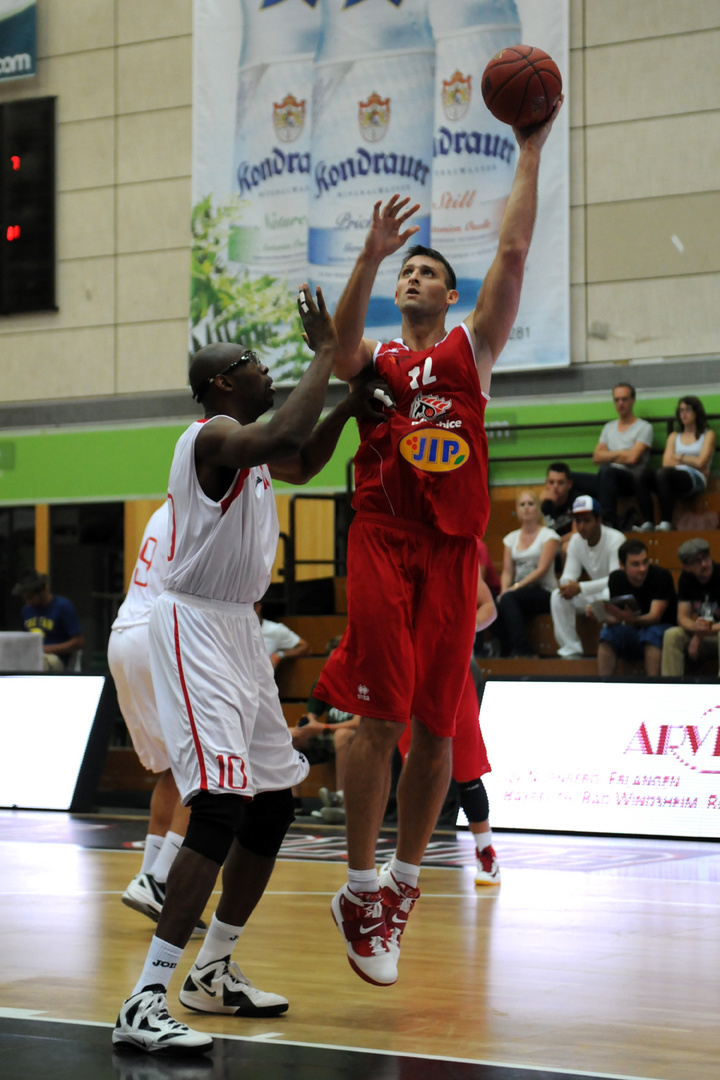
xmin=587 ymin=382 xmax=655 ymax=530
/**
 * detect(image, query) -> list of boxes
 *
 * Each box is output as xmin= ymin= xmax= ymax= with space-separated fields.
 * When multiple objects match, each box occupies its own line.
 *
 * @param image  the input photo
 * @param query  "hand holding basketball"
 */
xmin=482 ymin=45 xmax=562 ymax=130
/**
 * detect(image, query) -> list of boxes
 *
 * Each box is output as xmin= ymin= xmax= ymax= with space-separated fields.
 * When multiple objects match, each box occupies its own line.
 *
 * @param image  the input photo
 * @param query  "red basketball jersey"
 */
xmin=353 ymin=323 xmax=490 ymax=538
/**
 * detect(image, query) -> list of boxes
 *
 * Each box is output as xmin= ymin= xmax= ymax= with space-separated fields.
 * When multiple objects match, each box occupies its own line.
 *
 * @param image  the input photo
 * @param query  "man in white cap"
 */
xmin=550 ymin=495 xmax=625 ymax=658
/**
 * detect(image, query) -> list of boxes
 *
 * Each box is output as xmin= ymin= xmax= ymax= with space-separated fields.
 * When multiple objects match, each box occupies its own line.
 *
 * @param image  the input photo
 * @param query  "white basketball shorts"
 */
xmin=148 ymin=591 xmax=309 ymax=804
xmin=108 ymin=623 xmax=169 ymax=773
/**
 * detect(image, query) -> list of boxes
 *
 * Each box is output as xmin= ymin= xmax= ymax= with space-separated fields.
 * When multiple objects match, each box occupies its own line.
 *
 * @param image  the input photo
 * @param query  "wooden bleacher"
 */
xmin=281 ymin=614 xmax=347 ymax=655
xmin=478 ymin=484 xmax=720 ymax=678
xmin=99 ymin=476 xmax=720 ymax=803
xmin=482 ymin=487 xmax=720 ymax=570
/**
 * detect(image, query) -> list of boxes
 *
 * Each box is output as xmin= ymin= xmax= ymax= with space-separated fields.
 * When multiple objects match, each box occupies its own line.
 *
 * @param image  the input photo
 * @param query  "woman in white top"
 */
xmin=655 ymin=396 xmax=715 ymax=530
xmin=497 ymin=490 xmax=560 ymax=656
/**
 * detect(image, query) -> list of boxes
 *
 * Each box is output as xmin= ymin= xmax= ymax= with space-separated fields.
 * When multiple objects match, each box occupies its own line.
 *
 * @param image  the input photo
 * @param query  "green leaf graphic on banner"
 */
xmin=189 ymin=195 xmax=310 ymax=382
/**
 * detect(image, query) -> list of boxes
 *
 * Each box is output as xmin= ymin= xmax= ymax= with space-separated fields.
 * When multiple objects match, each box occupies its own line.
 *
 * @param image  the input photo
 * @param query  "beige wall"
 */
xmin=0 ymin=0 xmax=718 ymax=406
xmin=570 ymin=0 xmax=720 ymax=365
xmin=0 ymin=0 xmax=193 ymax=403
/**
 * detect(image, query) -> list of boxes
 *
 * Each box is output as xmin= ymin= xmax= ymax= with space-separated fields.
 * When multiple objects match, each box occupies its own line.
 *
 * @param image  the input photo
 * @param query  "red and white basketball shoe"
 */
xmin=378 ymin=869 xmax=420 ymax=957
xmin=474 ymin=844 xmax=501 ymax=886
xmin=330 ymin=884 xmax=398 ymax=986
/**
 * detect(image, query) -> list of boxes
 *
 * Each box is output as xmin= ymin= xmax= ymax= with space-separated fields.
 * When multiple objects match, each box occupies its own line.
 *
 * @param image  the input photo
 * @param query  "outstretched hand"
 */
xmin=513 ymin=94 xmax=564 ymax=152
xmin=297 ymin=284 xmax=337 ymax=354
xmin=346 ymin=368 xmax=395 ymax=424
xmin=365 ymin=194 xmax=421 ymax=263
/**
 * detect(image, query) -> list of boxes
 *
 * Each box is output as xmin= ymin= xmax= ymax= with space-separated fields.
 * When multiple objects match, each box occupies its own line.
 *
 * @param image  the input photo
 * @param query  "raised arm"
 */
xmin=466 ymin=99 xmax=563 ymax=394
xmin=196 ymin=286 xmax=338 ymax=478
xmin=333 ymin=195 xmax=420 ymax=381
xmin=270 ymin=369 xmax=392 ymax=484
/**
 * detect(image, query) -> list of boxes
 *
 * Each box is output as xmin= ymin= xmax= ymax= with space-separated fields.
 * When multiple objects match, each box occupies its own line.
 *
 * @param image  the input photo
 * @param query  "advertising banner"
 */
xmin=192 ymin=0 xmax=569 ymax=381
xmin=0 ymin=0 xmax=36 ymax=82
xmin=480 ymin=680 xmax=720 ymax=840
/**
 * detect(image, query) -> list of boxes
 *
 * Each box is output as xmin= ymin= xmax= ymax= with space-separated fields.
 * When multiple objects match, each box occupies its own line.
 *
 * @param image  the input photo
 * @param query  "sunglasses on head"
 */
xmin=192 ymin=350 xmax=262 ymax=402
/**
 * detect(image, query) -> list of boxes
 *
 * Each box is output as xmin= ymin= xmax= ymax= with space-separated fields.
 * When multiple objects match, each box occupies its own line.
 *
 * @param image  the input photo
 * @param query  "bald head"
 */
xmin=189 ymin=343 xmax=248 ymax=402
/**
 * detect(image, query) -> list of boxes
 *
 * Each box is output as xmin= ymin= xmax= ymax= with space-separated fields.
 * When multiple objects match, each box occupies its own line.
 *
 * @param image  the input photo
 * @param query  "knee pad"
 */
xmin=183 ymin=791 xmax=248 ymax=866
xmin=458 ymin=778 xmax=489 ymax=824
xmin=235 ymin=788 xmax=295 ymax=859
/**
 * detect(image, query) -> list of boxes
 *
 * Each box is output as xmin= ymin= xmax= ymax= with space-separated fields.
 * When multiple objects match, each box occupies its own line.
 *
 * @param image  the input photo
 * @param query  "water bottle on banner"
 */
xmin=230 ymin=0 xmax=320 ymax=281
xmin=429 ymin=0 xmax=521 ymax=313
xmin=309 ymin=0 xmax=435 ymax=339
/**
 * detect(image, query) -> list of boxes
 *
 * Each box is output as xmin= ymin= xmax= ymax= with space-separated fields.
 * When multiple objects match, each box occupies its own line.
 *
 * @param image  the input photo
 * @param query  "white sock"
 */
xmin=131 ymin=936 xmax=184 ymax=996
xmin=389 ymin=857 xmax=420 ymax=889
xmin=348 ymin=868 xmax=380 ymax=895
xmin=194 ymin=915 xmax=245 ymax=969
xmin=139 ymin=834 xmax=164 ymax=876
xmin=474 ymin=829 xmax=493 ymax=853
xmin=150 ymin=831 xmax=184 ymax=885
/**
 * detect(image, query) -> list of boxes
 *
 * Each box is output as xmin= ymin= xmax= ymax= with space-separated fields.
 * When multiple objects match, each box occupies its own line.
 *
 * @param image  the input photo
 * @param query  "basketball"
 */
xmin=481 ymin=45 xmax=562 ymax=129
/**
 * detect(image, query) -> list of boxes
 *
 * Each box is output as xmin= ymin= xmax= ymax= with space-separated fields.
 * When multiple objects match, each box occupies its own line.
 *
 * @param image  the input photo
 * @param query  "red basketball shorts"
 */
xmin=314 ymin=513 xmax=478 ymax=737
xmin=397 ymin=665 xmax=490 ymax=781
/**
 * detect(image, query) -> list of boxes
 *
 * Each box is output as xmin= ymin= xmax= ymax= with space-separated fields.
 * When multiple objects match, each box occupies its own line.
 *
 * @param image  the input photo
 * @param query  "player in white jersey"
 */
xmin=113 ymin=286 xmax=390 ymax=1056
xmin=108 ymin=502 xmax=205 ymax=936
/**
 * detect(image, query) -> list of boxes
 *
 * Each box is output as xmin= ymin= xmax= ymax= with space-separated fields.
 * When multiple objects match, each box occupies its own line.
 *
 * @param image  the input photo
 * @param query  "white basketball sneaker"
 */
xmin=112 ymin=985 xmax=213 ymax=1055
xmin=178 ymin=957 xmax=288 ymax=1016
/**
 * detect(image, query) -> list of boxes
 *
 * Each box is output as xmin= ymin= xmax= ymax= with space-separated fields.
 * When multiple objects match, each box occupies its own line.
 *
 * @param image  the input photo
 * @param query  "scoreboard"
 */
xmin=0 ymin=95 xmax=55 ymax=314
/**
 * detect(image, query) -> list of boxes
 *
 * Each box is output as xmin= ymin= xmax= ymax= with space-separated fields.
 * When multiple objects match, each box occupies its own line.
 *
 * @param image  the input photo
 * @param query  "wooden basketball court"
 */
xmin=1 ymin=810 xmax=719 ymax=1080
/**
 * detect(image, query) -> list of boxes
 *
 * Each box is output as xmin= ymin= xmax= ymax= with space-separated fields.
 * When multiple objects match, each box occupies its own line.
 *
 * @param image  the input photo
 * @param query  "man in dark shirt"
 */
xmin=13 ymin=569 xmax=84 ymax=671
xmin=662 ymin=538 xmax=720 ymax=675
xmin=540 ymin=461 xmax=598 ymax=564
xmin=597 ymin=539 xmax=676 ymax=676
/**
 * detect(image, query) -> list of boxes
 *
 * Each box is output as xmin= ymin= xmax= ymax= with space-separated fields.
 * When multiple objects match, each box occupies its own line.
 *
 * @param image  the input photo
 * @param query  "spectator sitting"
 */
xmin=13 ymin=569 xmax=84 ymax=671
xmin=574 ymin=382 xmax=655 ymax=530
xmin=254 ymin=598 xmax=310 ymax=669
xmin=597 ymin=539 xmax=676 ymax=677
xmin=550 ymin=496 xmax=625 ymax=658
xmin=540 ymin=461 xmax=585 ymax=560
xmin=661 ymin=538 xmax=720 ymax=676
xmin=287 ymin=637 xmax=359 ymax=823
xmin=496 ymin=490 xmax=559 ymax=657
xmin=654 ymin=396 xmax=716 ymax=531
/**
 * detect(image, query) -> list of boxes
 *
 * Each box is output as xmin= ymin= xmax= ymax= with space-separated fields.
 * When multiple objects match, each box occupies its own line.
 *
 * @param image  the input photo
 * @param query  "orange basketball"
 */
xmin=481 ymin=45 xmax=562 ymax=129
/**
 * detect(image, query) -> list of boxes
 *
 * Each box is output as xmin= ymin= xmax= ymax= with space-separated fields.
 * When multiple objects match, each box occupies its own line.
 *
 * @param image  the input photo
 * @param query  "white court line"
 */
xmin=0 ymin=1009 xmax=665 ymax=1080
xmin=3 ymin=888 xmax=720 ymax=912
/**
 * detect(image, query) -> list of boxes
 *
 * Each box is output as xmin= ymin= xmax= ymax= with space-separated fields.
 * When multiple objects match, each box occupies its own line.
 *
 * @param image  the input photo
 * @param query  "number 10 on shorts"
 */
xmin=216 ymin=754 xmax=248 ymax=790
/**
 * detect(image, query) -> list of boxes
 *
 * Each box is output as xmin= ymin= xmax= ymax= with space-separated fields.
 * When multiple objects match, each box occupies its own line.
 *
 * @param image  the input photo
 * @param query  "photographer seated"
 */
xmin=597 ymin=539 xmax=676 ymax=677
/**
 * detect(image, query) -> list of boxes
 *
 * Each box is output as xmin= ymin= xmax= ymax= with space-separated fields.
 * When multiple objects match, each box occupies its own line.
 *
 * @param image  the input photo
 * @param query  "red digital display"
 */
xmin=6 ymin=224 xmax=20 ymax=241
xmin=10 ymin=155 xmax=20 ymax=170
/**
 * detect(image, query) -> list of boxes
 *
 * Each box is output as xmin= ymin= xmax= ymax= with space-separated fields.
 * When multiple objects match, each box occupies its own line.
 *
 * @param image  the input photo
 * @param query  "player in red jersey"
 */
xmin=316 ymin=99 xmax=563 ymax=986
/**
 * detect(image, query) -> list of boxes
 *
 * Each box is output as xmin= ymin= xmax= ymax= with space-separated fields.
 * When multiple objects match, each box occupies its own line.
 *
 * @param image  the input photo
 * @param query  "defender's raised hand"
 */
xmin=346 ymin=372 xmax=395 ymax=424
xmin=365 ymin=194 xmax=421 ymax=263
xmin=297 ymin=284 xmax=337 ymax=354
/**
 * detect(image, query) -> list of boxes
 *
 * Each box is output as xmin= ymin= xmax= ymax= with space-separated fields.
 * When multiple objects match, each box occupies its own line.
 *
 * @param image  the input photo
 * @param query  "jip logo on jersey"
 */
xmin=399 ymin=430 xmax=469 ymax=472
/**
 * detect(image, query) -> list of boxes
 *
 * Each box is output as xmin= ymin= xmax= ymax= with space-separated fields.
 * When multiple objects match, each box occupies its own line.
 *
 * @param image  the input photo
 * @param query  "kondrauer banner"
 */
xmin=191 ymin=0 xmax=569 ymax=381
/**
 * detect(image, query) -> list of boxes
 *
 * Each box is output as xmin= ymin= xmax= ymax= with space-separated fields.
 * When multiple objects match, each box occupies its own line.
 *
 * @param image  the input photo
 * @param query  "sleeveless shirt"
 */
xmin=112 ymin=501 xmax=169 ymax=630
xmin=353 ymin=323 xmax=490 ymax=537
xmin=164 ymin=418 xmax=278 ymax=604
xmin=674 ymin=431 xmax=706 ymax=459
